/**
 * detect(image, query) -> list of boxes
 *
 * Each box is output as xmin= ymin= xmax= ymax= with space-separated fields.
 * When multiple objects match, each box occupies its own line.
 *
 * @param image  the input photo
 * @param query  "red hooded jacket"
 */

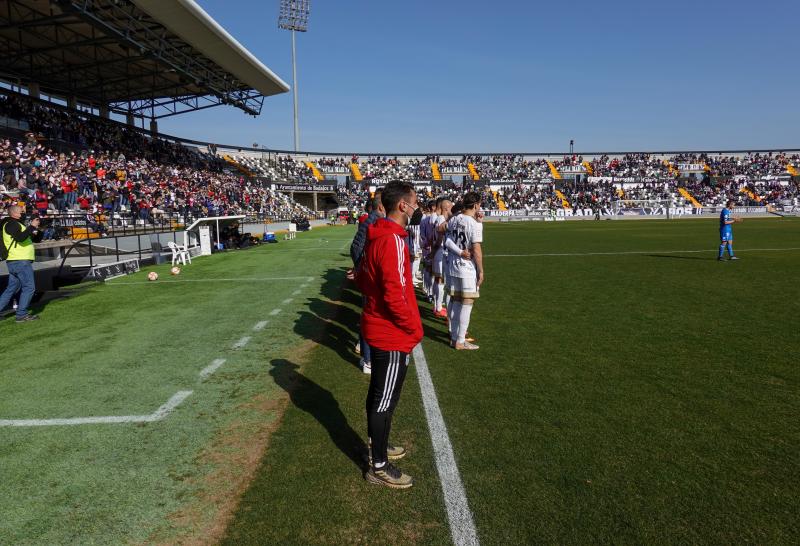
xmin=358 ymin=217 xmax=423 ymax=353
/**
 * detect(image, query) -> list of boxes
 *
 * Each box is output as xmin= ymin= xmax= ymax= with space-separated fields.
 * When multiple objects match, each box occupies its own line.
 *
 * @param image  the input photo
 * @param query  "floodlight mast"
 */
xmin=278 ymin=0 xmax=310 ymax=152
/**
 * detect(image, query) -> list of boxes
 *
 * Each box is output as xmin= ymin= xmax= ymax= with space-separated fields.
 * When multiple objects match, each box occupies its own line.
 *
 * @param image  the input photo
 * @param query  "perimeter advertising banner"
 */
xmin=274 ymin=183 xmax=335 ymax=192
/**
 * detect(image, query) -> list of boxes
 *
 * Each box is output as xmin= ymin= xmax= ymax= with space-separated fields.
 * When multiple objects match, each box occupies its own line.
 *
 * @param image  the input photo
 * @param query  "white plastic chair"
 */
xmin=285 ymin=223 xmax=297 ymax=240
xmin=167 ymin=241 xmax=192 ymax=265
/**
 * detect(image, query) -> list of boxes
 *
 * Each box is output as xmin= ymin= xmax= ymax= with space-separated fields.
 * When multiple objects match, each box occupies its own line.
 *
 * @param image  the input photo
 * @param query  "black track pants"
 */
xmin=366 ymin=347 xmax=410 ymax=466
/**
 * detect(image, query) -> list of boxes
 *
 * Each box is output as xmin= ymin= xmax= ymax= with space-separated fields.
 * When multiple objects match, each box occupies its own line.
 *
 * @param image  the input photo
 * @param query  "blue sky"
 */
xmin=160 ymin=0 xmax=800 ymax=154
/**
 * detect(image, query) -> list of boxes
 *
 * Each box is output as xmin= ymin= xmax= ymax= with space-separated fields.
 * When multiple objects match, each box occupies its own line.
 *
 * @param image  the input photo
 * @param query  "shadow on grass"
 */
xmin=269 ymin=358 xmax=366 ymax=471
xmin=293 ymin=266 xmax=364 ymax=369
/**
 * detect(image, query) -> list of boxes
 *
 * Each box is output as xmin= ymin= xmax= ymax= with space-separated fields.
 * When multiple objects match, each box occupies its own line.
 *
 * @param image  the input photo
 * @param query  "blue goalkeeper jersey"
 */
xmin=720 ymin=208 xmax=733 ymax=239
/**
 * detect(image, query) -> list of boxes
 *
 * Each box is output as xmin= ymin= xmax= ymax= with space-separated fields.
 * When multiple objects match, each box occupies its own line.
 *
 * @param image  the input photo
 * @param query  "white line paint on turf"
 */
xmin=291 ymin=289 xmax=301 ymax=296
xmin=232 ymin=336 xmax=251 ymax=349
xmin=306 ymin=276 xmax=314 ymax=282
xmin=253 ymin=320 xmax=269 ymax=331
xmin=412 ymin=343 xmax=480 ymax=546
xmin=269 ymin=308 xmax=282 ymax=316
xmin=299 ymin=284 xmax=309 ymax=289
xmin=281 ymin=298 xmax=293 ymax=305
xmin=109 ymin=276 xmax=313 ymax=285
xmin=0 ymin=391 xmax=193 ymax=427
xmin=485 ymin=247 xmax=800 ymax=258
xmin=199 ymin=359 xmax=226 ymax=380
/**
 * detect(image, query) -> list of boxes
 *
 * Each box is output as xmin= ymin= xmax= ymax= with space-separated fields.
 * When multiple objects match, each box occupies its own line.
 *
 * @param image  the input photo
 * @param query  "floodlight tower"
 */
xmin=278 ymin=0 xmax=311 ymax=152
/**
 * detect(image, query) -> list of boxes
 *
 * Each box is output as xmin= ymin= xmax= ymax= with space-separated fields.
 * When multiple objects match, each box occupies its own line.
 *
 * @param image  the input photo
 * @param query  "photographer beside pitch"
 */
xmin=356 ymin=181 xmax=423 ymax=489
xmin=0 ymin=205 xmax=43 ymax=322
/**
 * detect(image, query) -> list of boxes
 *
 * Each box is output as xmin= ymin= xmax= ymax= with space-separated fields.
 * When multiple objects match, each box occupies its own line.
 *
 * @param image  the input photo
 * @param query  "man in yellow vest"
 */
xmin=1 ymin=205 xmax=42 ymax=322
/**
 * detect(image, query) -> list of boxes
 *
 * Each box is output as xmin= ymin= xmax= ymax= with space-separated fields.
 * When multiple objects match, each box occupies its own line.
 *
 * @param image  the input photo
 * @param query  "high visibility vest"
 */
xmin=3 ymin=221 xmax=35 ymax=261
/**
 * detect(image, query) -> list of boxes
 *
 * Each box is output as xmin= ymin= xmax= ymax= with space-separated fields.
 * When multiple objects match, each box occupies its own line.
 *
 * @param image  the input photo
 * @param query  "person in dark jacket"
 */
xmin=357 ymin=181 xmax=423 ymax=489
xmin=349 ymin=191 xmax=383 ymax=374
xmin=0 ymin=205 xmax=42 ymax=321
xmin=349 ymin=190 xmax=383 ymax=268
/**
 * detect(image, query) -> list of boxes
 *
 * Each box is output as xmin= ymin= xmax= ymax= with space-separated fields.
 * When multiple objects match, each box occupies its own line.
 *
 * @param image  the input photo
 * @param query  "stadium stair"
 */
xmin=555 ymin=189 xmax=571 ymax=209
xmin=678 ymin=187 xmax=702 ymax=208
xmin=431 ymin=162 xmax=442 ymax=180
xmin=350 ymin=163 xmax=364 ymax=181
xmin=740 ymin=187 xmax=762 ymax=202
xmin=222 ymin=155 xmax=255 ymax=177
xmin=467 ymin=163 xmax=480 ymax=180
xmin=547 ymin=161 xmax=563 ymax=180
xmin=663 ymin=160 xmax=679 ymax=177
xmin=493 ymin=191 xmax=507 ymax=210
xmin=305 ymin=161 xmax=324 ymax=181
xmin=582 ymin=161 xmax=594 ymax=175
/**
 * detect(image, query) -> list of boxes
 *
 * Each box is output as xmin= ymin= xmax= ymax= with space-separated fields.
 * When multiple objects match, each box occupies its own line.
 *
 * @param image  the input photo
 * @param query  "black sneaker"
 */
xmin=16 ymin=314 xmax=39 ymax=323
xmin=365 ymin=463 xmax=413 ymax=489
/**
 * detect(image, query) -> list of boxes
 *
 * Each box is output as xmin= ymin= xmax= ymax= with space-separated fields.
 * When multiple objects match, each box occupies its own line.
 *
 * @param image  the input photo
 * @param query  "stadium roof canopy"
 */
xmin=0 ymin=0 xmax=290 ymax=118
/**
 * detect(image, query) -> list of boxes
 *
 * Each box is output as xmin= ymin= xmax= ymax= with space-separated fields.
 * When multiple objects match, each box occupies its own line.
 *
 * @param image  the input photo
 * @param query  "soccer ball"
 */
xmin=147 ymin=271 xmax=158 ymax=281
xmin=170 ymin=266 xmax=181 ymax=276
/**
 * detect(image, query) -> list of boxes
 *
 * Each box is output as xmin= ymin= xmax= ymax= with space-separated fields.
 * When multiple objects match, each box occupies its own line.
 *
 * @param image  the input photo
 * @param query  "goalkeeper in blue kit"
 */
xmin=718 ymin=199 xmax=739 ymax=261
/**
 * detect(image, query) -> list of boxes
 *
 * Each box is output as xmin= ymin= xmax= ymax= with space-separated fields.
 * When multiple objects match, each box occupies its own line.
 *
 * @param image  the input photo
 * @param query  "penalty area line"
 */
xmin=412 ymin=343 xmax=479 ymax=546
xmin=485 ymin=247 xmax=800 ymax=258
xmin=0 ymin=391 xmax=193 ymax=427
xmin=108 ymin=276 xmax=314 ymax=285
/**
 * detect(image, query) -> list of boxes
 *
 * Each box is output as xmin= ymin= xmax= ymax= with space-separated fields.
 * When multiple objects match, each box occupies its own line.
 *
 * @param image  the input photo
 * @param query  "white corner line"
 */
xmin=281 ymin=298 xmax=294 ymax=305
xmin=412 ymin=343 xmax=480 ymax=546
xmin=0 ymin=391 xmax=193 ymax=427
xmin=269 ymin=308 xmax=282 ymax=316
xmin=253 ymin=320 xmax=269 ymax=331
xmin=199 ymin=358 xmax=226 ymax=380
xmin=232 ymin=336 xmax=251 ymax=349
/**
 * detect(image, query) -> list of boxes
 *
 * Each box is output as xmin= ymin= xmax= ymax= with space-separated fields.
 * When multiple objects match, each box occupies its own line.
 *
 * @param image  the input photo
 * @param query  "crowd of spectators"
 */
xmin=0 ymin=94 xmax=315 ymax=235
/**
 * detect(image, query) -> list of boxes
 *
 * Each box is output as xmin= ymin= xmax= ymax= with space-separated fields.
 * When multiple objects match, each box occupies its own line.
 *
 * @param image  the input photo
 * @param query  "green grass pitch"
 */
xmin=1 ymin=218 xmax=798 ymax=544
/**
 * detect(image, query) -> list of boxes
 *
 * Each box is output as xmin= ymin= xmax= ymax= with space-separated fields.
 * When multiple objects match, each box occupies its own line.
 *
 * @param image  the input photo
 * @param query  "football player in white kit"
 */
xmin=419 ymin=200 xmax=436 ymax=300
xmin=444 ymin=192 xmax=483 ymax=350
xmin=431 ymin=198 xmax=453 ymax=319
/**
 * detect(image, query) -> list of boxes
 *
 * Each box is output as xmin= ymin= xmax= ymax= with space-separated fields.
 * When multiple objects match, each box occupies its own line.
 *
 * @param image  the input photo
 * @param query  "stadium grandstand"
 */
xmin=2 ymin=2 xmax=800 ymax=545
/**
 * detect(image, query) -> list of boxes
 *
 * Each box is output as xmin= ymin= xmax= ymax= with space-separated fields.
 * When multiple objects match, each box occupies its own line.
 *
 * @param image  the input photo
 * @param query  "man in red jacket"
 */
xmin=357 ymin=180 xmax=423 ymax=489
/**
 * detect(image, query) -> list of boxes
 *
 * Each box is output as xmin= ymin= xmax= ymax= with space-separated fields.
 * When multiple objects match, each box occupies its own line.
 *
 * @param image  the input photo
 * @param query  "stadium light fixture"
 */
xmin=278 ymin=0 xmax=311 ymax=152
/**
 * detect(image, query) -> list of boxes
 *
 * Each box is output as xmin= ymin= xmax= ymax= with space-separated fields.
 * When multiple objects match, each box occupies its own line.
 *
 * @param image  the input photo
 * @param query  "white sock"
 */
xmin=450 ymin=300 xmax=462 ymax=341
xmin=423 ymin=270 xmax=432 ymax=295
xmin=433 ymin=281 xmax=444 ymax=311
xmin=457 ymin=303 xmax=473 ymax=344
xmin=411 ymin=258 xmax=420 ymax=280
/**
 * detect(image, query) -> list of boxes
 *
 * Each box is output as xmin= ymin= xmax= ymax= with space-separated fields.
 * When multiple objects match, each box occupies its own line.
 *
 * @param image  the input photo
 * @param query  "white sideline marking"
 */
xmin=109 ymin=276 xmax=312 ymax=285
xmin=282 ymin=298 xmax=294 ymax=305
xmin=291 ymin=289 xmax=301 ymax=296
xmin=412 ymin=343 xmax=479 ymax=546
xmin=269 ymin=308 xmax=282 ymax=316
xmin=0 ymin=391 xmax=193 ymax=427
xmin=232 ymin=336 xmax=251 ymax=349
xmin=486 ymin=247 xmax=800 ymax=258
xmin=253 ymin=320 xmax=269 ymax=331
xmin=199 ymin=359 xmax=226 ymax=380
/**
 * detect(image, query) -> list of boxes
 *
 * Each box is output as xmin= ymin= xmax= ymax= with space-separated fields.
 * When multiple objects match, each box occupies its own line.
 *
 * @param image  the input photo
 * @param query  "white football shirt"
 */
xmin=446 ymin=214 xmax=483 ymax=278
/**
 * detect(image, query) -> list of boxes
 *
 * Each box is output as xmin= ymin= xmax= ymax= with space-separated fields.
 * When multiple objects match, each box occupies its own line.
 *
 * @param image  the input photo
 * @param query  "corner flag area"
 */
xmin=2 ymin=219 xmax=799 ymax=544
